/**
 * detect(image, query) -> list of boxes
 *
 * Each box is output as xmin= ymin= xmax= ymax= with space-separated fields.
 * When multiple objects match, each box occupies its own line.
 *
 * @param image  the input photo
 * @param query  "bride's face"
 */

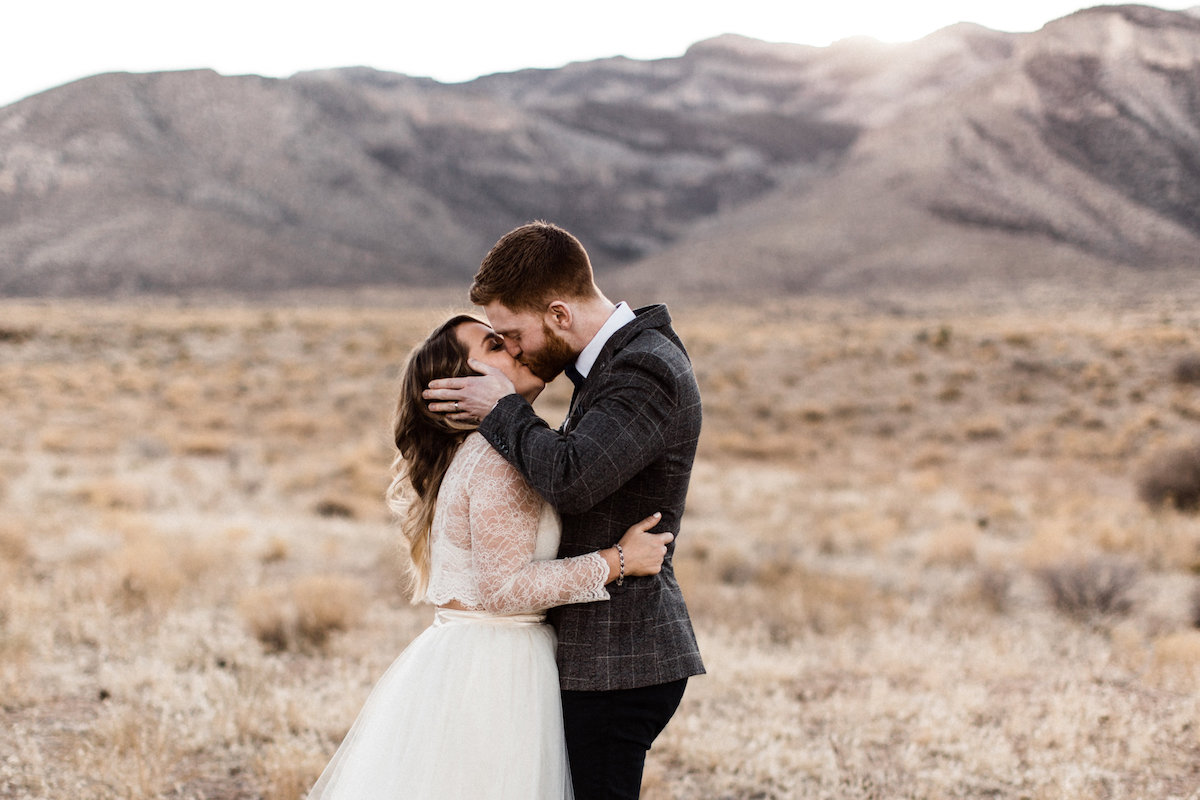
xmin=456 ymin=321 xmax=546 ymax=403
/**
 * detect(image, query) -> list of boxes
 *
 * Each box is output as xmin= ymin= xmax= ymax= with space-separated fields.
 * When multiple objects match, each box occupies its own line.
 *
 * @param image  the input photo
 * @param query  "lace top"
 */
xmin=424 ymin=433 xmax=610 ymax=613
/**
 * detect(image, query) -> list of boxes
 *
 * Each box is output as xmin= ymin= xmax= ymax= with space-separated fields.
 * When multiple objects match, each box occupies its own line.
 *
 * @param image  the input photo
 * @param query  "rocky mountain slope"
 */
xmin=617 ymin=4 xmax=1200 ymax=300
xmin=0 ymin=4 xmax=1197 ymax=297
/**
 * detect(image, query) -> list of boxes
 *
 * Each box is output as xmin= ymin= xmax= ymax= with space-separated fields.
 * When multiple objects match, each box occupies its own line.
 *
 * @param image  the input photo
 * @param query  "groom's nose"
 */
xmin=503 ymin=338 xmax=522 ymax=358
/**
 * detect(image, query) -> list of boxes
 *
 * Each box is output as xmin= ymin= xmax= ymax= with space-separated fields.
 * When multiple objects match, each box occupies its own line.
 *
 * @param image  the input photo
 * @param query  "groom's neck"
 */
xmin=569 ymin=296 xmax=617 ymax=350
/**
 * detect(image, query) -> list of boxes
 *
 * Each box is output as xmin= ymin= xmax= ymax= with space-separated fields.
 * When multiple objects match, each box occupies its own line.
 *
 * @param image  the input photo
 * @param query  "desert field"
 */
xmin=2 ymin=292 xmax=1200 ymax=799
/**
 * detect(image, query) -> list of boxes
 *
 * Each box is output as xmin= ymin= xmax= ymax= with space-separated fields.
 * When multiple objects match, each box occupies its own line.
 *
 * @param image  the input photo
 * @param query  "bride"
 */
xmin=306 ymin=314 xmax=673 ymax=800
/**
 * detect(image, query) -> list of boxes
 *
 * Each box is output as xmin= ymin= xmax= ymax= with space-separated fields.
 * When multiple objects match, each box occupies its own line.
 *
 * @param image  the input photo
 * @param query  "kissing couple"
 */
xmin=307 ymin=221 xmax=704 ymax=799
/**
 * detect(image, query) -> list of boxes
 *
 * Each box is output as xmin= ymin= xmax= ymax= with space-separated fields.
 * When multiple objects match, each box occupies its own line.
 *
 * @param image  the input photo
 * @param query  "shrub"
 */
xmin=962 ymin=415 xmax=1006 ymax=441
xmin=40 ymin=426 xmax=120 ymax=455
xmin=922 ymin=525 xmax=978 ymax=567
xmin=293 ymin=575 xmax=365 ymax=649
xmin=240 ymin=586 xmax=289 ymax=652
xmin=176 ymin=433 xmax=233 ymax=457
xmin=1036 ymin=557 xmax=1139 ymax=620
xmin=260 ymin=535 xmax=289 ymax=564
xmin=915 ymin=325 xmax=952 ymax=348
xmin=106 ymin=526 xmax=190 ymax=612
xmin=976 ymin=568 xmax=1012 ymax=614
xmin=1191 ymin=583 xmax=1200 ymax=629
xmin=0 ymin=327 xmax=33 ymax=344
xmin=314 ymin=498 xmax=356 ymax=519
xmin=1137 ymin=442 xmax=1200 ymax=512
xmin=240 ymin=575 xmax=365 ymax=653
xmin=77 ymin=479 xmax=151 ymax=511
xmin=0 ymin=522 xmax=30 ymax=563
xmin=1172 ymin=354 xmax=1200 ymax=386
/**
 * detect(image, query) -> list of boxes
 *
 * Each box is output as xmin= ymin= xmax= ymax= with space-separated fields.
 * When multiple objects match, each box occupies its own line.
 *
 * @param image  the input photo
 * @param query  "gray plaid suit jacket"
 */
xmin=479 ymin=304 xmax=705 ymax=691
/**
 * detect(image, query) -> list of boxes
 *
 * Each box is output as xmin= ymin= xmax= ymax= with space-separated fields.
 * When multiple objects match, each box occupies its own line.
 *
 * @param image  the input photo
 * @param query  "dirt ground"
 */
xmin=2 ymin=293 xmax=1200 ymax=799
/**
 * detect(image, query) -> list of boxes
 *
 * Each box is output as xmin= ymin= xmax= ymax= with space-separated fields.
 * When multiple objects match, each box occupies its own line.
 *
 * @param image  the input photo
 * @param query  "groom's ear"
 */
xmin=545 ymin=300 xmax=572 ymax=330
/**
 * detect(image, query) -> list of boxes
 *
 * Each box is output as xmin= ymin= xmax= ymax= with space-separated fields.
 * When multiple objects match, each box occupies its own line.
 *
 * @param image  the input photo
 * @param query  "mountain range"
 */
xmin=1 ymin=4 xmax=1198 ymax=300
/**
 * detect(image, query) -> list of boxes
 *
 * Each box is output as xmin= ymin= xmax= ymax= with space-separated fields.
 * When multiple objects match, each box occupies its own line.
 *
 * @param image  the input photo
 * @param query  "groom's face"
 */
xmin=485 ymin=302 xmax=576 ymax=382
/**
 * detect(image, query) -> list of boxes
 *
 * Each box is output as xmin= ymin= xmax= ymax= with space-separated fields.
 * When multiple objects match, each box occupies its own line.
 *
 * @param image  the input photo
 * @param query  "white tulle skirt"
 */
xmin=306 ymin=608 xmax=574 ymax=800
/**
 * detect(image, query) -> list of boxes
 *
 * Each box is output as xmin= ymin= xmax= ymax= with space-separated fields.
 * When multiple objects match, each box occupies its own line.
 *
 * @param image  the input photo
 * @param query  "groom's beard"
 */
xmin=522 ymin=322 xmax=577 ymax=383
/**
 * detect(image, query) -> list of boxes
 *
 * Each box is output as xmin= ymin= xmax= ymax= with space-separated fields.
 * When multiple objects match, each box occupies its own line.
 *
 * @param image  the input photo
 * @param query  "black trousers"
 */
xmin=560 ymin=678 xmax=688 ymax=800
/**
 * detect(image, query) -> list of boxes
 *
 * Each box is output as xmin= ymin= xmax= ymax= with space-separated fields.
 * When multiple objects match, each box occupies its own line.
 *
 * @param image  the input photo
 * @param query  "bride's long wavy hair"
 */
xmin=387 ymin=314 xmax=483 ymax=602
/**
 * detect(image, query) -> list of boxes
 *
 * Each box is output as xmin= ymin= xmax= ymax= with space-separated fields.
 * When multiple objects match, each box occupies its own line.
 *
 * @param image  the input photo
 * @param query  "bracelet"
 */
xmin=614 ymin=544 xmax=625 ymax=587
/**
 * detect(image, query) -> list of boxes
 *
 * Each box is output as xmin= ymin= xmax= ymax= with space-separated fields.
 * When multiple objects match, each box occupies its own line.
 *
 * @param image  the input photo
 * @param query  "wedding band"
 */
xmin=454 ymin=401 xmax=459 ymax=412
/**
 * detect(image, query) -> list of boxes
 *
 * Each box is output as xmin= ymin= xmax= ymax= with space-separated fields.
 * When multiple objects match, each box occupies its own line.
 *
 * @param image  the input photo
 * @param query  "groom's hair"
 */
xmin=470 ymin=220 xmax=599 ymax=313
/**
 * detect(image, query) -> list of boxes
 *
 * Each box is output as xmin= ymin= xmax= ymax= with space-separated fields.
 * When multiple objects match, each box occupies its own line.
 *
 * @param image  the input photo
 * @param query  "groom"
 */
xmin=425 ymin=220 xmax=704 ymax=799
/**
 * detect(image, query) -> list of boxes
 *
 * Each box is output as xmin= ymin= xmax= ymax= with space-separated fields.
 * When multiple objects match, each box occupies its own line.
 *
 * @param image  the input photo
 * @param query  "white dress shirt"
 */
xmin=574 ymin=302 xmax=635 ymax=379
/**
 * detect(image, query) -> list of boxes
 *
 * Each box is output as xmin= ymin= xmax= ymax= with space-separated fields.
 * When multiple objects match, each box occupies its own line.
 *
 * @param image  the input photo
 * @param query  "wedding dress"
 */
xmin=307 ymin=433 xmax=610 ymax=800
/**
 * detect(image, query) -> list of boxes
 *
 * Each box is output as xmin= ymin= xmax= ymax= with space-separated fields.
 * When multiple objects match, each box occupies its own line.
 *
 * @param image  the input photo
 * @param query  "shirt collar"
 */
xmin=574 ymin=302 xmax=635 ymax=378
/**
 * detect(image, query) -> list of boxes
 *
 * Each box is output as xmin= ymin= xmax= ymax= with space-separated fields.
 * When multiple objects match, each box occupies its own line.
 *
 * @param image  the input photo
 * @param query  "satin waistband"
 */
xmin=433 ymin=608 xmax=547 ymax=627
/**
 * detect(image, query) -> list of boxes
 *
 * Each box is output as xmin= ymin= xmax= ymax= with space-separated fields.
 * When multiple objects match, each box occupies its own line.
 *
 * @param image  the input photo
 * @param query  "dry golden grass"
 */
xmin=240 ymin=575 xmax=367 ymax=653
xmin=3 ymin=294 xmax=1200 ymax=798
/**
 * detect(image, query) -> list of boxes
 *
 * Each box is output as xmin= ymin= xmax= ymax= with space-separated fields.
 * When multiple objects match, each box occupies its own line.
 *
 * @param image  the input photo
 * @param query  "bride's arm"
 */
xmin=469 ymin=446 xmax=611 ymax=615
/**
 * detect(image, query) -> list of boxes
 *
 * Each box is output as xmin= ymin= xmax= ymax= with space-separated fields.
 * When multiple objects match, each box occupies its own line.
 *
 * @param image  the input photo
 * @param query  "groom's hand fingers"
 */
xmin=424 ymin=379 xmax=464 ymax=396
xmin=423 ymin=381 xmax=472 ymax=411
xmin=425 ymin=369 xmax=515 ymax=414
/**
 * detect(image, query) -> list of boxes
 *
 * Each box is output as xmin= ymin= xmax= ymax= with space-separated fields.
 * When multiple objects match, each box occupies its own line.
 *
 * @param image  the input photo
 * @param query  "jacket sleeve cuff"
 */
xmin=480 ymin=392 xmax=527 ymax=428
xmin=478 ymin=393 xmax=531 ymax=458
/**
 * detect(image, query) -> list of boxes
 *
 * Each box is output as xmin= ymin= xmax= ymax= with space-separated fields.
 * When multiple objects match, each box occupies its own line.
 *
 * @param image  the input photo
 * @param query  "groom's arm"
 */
xmin=478 ymin=351 xmax=679 ymax=515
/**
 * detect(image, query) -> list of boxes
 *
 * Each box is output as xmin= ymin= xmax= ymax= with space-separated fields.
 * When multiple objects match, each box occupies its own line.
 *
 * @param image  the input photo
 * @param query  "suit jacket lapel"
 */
xmin=559 ymin=304 xmax=672 ymax=434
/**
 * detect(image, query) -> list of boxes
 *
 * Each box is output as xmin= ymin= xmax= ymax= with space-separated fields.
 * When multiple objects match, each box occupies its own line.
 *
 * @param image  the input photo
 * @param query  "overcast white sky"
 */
xmin=3 ymin=1 xmax=1195 ymax=108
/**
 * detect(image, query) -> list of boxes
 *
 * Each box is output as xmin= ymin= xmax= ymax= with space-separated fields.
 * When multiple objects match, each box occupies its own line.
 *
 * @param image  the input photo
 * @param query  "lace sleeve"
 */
xmin=468 ymin=444 xmax=609 ymax=615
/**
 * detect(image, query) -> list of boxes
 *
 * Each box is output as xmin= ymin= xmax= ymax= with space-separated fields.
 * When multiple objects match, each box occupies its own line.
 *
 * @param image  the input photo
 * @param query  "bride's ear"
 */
xmin=545 ymin=300 xmax=572 ymax=331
